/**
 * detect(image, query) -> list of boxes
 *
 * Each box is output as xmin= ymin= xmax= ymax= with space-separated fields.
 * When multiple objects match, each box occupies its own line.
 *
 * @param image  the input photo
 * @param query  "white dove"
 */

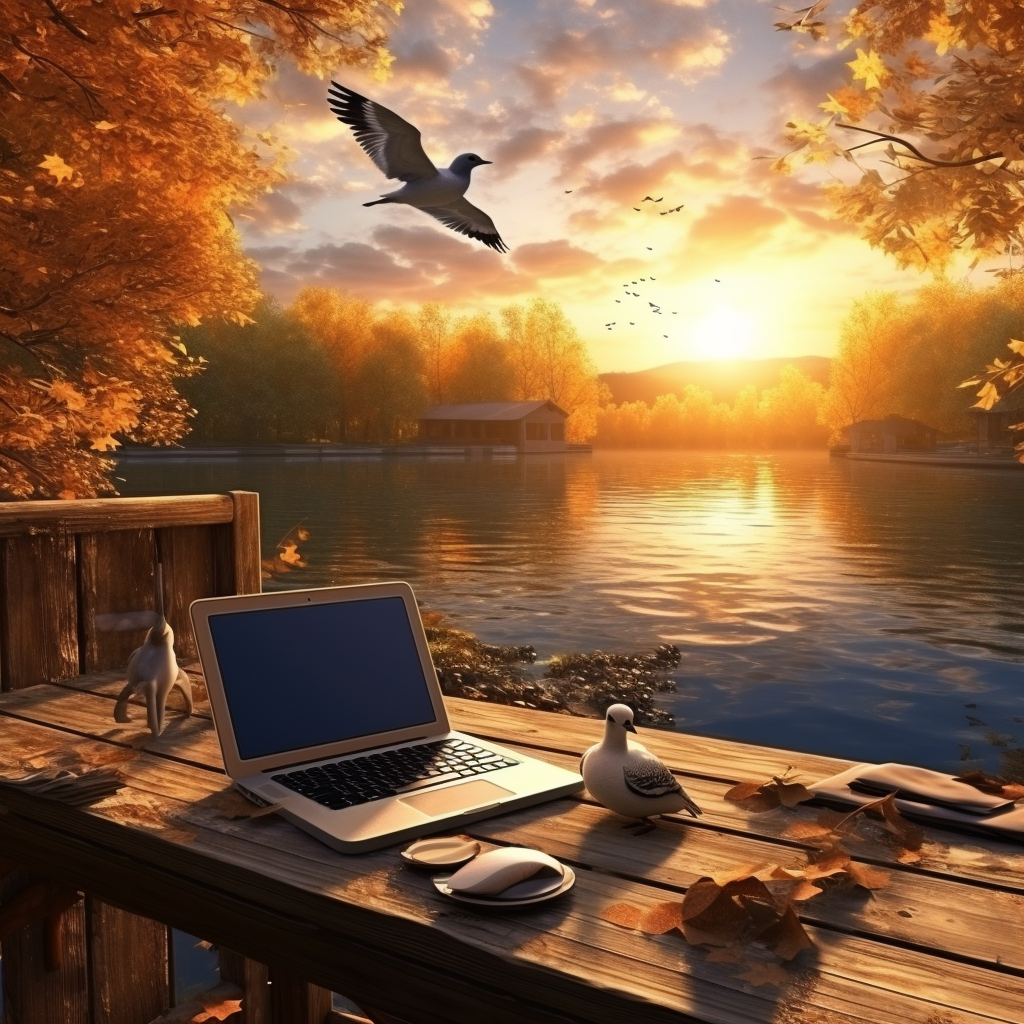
xmin=112 ymin=567 xmax=193 ymax=736
xmin=581 ymin=703 xmax=701 ymax=833
xmin=327 ymin=83 xmax=508 ymax=253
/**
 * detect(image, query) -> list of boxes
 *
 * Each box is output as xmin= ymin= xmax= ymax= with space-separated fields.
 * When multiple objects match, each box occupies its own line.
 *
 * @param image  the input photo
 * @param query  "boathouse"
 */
xmin=418 ymin=400 xmax=568 ymax=452
xmin=970 ymin=393 xmax=1024 ymax=450
xmin=846 ymin=415 xmax=938 ymax=454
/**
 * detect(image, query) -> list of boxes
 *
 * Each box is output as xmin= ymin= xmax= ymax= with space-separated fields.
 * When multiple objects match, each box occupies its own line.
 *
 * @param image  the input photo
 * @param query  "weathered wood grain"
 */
xmin=0 ymin=870 xmax=90 ymax=1024
xmin=78 ymin=528 xmax=158 ymax=672
xmin=0 ymin=532 xmax=79 ymax=688
xmin=267 ymin=969 xmax=332 ymax=1024
xmin=36 ymin=675 xmax=1024 ymax=892
xmin=0 ymin=495 xmax=234 ymax=537
xmin=4 ymin=707 xmax=1024 ymax=1024
xmin=229 ymin=491 xmax=261 ymax=595
xmin=218 ymin=948 xmax=270 ymax=1024
xmin=158 ymin=525 xmax=218 ymax=661
xmin=86 ymin=898 xmax=171 ymax=1024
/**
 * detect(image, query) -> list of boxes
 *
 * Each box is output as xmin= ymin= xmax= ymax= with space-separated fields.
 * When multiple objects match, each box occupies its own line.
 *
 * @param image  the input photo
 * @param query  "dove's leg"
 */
xmin=113 ymin=679 xmax=139 ymax=723
xmin=172 ymin=668 xmax=194 ymax=717
xmin=623 ymin=817 xmax=657 ymax=836
xmin=140 ymin=680 xmax=163 ymax=736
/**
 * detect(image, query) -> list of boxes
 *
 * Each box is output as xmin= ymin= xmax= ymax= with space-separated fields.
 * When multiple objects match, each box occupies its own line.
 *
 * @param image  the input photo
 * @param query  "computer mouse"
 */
xmin=445 ymin=846 xmax=563 ymax=896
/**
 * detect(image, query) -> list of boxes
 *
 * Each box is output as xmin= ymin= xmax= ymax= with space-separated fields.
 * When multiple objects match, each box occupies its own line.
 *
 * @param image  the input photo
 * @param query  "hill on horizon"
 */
xmin=600 ymin=355 xmax=831 ymax=406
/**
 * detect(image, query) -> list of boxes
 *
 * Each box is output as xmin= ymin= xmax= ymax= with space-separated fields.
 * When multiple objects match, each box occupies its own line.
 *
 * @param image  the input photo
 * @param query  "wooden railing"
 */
xmin=0 ymin=491 xmax=262 ymax=1023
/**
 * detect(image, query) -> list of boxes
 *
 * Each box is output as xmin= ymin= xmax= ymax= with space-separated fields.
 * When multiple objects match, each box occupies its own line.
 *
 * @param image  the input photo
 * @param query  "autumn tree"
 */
xmin=290 ymin=286 xmax=375 ymax=439
xmin=775 ymin=0 xmax=1024 ymax=423
xmin=448 ymin=312 xmax=512 ymax=403
xmin=418 ymin=302 xmax=455 ymax=407
xmin=179 ymin=297 xmax=337 ymax=443
xmin=502 ymin=298 xmax=609 ymax=441
xmin=353 ymin=310 xmax=426 ymax=442
xmin=0 ymin=0 xmax=395 ymax=498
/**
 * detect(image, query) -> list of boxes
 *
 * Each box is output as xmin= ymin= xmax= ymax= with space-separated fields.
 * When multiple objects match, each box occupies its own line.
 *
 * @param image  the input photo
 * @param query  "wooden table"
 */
xmin=2 ymin=673 xmax=1024 ymax=1024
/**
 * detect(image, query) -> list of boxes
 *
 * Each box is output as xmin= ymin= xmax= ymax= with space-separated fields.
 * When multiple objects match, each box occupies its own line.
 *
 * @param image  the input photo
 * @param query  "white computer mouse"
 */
xmin=445 ymin=846 xmax=563 ymax=896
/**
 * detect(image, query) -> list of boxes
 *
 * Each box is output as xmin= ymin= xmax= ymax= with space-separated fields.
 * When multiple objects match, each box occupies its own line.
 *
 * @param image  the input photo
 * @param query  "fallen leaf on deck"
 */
xmin=953 ymin=770 xmax=1024 ymax=801
xmin=845 ymin=862 xmax=891 ymax=889
xmin=600 ymin=903 xmax=643 ymax=929
xmin=639 ymin=901 xmax=683 ymax=935
xmin=737 ymin=961 xmax=792 ymax=988
xmin=773 ymin=777 xmax=815 ymax=807
xmin=724 ymin=782 xmax=763 ymax=802
xmin=758 ymin=905 xmax=814 ymax=960
xmin=802 ymin=846 xmax=852 ymax=880
xmin=874 ymin=793 xmax=924 ymax=850
xmin=896 ymin=847 xmax=922 ymax=865
xmin=209 ymin=790 xmax=281 ymax=820
xmin=191 ymin=998 xmax=243 ymax=1022
xmin=711 ymin=862 xmax=771 ymax=886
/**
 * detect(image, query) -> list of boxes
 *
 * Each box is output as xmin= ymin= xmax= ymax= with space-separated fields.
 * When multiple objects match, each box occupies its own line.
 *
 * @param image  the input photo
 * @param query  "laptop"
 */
xmin=190 ymin=582 xmax=584 ymax=853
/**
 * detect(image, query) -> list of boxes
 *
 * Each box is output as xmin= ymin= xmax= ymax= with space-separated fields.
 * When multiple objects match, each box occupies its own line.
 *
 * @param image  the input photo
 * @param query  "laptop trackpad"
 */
xmin=400 ymin=779 xmax=513 ymax=818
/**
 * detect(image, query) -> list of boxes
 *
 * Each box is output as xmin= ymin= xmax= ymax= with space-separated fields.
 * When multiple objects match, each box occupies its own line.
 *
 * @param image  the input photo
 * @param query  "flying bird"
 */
xmin=633 ymin=207 xmax=641 ymax=211
xmin=327 ymin=83 xmax=507 ymax=253
xmin=565 ymin=190 xmax=573 ymax=193
xmin=581 ymin=704 xmax=702 ymax=833
xmin=641 ymin=196 xmax=664 ymax=202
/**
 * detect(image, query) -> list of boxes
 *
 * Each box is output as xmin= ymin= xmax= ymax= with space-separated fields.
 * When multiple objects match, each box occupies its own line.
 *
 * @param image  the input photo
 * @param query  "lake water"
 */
xmin=119 ymin=450 xmax=1024 ymax=778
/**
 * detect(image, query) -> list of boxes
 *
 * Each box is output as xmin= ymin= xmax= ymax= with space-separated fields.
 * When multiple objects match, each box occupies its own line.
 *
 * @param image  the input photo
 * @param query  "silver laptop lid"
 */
xmin=190 ymin=582 xmax=451 ymax=779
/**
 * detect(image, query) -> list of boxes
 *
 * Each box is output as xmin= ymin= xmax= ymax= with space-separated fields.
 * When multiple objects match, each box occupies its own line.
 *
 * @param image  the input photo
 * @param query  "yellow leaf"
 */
xmin=89 ymin=435 xmax=120 ymax=452
xmin=93 ymin=121 xmax=119 ymax=130
xmin=924 ymin=14 xmax=960 ymax=56
xmin=38 ymin=153 xmax=75 ymax=185
xmin=846 ymin=48 xmax=888 ymax=91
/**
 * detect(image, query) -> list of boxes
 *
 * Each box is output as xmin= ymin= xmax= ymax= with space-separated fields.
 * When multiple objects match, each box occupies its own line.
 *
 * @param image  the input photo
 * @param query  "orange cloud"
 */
xmin=511 ymin=240 xmax=606 ymax=277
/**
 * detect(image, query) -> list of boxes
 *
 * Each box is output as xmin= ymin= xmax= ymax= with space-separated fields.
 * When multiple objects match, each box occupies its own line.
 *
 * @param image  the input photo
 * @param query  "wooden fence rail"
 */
xmin=0 ymin=491 xmax=269 ymax=1024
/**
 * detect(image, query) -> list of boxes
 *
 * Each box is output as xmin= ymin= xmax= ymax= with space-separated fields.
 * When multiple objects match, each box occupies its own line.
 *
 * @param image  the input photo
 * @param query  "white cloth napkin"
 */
xmin=809 ymin=762 xmax=1024 ymax=841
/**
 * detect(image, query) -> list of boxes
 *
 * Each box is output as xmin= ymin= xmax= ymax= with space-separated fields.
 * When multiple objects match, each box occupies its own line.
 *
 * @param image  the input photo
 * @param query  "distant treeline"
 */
xmin=178 ymin=290 xmax=607 ymax=444
xmin=593 ymin=366 xmax=828 ymax=448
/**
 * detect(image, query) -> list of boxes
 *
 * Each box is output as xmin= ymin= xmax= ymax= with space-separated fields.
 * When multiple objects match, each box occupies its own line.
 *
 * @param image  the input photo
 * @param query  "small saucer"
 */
xmin=433 ymin=866 xmax=576 ymax=907
xmin=400 ymin=835 xmax=481 ymax=869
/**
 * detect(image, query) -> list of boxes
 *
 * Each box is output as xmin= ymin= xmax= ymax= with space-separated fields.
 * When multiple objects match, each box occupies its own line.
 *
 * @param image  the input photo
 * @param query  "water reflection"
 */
xmin=119 ymin=451 xmax=1024 ymax=776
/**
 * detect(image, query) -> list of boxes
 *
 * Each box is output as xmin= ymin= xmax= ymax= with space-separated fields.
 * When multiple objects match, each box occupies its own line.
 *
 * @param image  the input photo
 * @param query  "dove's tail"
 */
xmin=363 ymin=198 xmax=391 ymax=207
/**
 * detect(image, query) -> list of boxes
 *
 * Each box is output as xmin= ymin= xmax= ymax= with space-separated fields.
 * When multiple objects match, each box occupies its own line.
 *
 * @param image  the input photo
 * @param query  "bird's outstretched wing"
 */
xmin=623 ymin=759 xmax=683 ymax=800
xmin=420 ymin=198 xmax=508 ymax=253
xmin=328 ymin=83 xmax=437 ymax=183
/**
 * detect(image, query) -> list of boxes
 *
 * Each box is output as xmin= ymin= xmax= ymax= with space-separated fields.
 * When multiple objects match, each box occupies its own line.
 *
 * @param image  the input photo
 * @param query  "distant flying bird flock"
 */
xmin=328 ymin=83 xmax=508 ymax=252
xmin=327 ymin=84 xmax=722 ymax=339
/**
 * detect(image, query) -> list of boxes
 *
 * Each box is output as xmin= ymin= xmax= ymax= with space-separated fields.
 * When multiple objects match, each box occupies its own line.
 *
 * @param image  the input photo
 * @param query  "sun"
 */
xmin=689 ymin=307 xmax=759 ymax=361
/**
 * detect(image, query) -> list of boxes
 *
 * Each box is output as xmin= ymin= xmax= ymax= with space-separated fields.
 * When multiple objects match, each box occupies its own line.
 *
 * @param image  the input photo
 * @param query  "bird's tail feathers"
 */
xmin=363 ymin=198 xmax=391 ymax=207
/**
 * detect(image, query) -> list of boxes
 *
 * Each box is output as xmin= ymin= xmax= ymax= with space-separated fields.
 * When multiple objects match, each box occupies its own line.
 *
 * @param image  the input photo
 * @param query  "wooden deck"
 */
xmin=2 ymin=671 xmax=1024 ymax=1024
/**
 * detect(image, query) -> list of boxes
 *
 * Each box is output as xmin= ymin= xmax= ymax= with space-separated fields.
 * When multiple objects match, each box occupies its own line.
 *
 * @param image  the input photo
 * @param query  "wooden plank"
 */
xmin=78 ymin=529 xmax=157 ymax=673
xmin=0 ymin=532 xmax=79 ymax=688
xmin=218 ymin=948 xmax=271 ymax=1024
xmin=267 ymin=968 xmax=332 ymax=1024
xmin=3 ymin=711 xmax=1024 ymax=1024
xmin=2 ymin=794 xmax=1021 ymax=1024
xmin=158 ymin=525 xmax=218 ymax=661
xmin=0 ymin=871 xmax=90 ymax=1024
xmin=86 ymin=897 xmax=170 ymax=1024
xmin=229 ymin=491 xmax=261 ymax=595
xmin=0 ymin=495 xmax=234 ymax=537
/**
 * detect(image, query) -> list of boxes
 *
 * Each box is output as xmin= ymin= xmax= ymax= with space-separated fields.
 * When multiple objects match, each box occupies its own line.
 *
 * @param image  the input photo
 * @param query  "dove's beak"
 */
xmin=479 ymin=159 xmax=493 ymax=165
xmin=623 ymin=721 xmax=637 ymax=733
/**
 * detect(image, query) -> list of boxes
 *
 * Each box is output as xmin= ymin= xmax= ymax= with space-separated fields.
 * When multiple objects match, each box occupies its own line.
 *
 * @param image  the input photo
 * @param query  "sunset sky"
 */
xmin=233 ymin=0 xmax=966 ymax=373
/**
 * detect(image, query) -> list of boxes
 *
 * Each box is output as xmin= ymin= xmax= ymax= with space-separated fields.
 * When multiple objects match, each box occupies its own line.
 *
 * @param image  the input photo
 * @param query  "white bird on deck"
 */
xmin=581 ymin=703 xmax=702 ymax=832
xmin=327 ymin=83 xmax=508 ymax=253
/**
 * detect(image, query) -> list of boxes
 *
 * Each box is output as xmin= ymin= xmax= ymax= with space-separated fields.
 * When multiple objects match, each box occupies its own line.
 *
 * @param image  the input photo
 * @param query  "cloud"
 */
xmin=511 ymin=240 xmax=606 ymax=277
xmin=684 ymin=194 xmax=787 ymax=260
xmin=763 ymin=53 xmax=851 ymax=124
xmin=491 ymin=127 xmax=563 ymax=176
xmin=390 ymin=39 xmax=461 ymax=81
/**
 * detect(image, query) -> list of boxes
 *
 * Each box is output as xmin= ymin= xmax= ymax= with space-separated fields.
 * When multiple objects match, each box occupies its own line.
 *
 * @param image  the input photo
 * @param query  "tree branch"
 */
xmin=40 ymin=0 xmax=97 ymax=44
xmin=9 ymin=35 xmax=105 ymax=114
xmin=836 ymin=122 xmax=1004 ymax=168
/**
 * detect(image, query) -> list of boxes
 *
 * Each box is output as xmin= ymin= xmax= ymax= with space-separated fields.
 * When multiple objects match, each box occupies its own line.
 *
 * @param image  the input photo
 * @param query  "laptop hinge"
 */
xmin=260 ymin=734 xmax=440 ymax=773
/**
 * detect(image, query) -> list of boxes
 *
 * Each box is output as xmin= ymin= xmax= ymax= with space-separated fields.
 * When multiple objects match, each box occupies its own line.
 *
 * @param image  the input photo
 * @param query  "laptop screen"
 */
xmin=207 ymin=595 xmax=439 ymax=760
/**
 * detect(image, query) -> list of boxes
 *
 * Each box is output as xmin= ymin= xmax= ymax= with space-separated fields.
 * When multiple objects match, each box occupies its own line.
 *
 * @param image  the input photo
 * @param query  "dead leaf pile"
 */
xmin=953 ymin=769 xmax=1024 ymax=802
xmin=724 ymin=770 xmax=815 ymax=812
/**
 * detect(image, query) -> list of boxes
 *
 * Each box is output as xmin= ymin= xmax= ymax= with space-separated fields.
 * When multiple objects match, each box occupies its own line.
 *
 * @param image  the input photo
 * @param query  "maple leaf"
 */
xmin=37 ymin=153 xmax=75 ymax=185
xmin=845 ymin=862 xmax=891 ymax=890
xmin=846 ymin=48 xmax=888 ymax=91
xmin=638 ymin=901 xmax=683 ymax=935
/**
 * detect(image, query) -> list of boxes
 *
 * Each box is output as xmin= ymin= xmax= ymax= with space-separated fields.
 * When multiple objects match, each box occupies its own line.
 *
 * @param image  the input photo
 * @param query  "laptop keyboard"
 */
xmin=270 ymin=739 xmax=519 ymax=810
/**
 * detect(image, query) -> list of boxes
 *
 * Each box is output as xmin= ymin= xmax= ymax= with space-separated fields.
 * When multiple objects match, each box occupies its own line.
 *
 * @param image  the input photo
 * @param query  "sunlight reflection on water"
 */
xmin=119 ymin=450 xmax=1024 ymax=776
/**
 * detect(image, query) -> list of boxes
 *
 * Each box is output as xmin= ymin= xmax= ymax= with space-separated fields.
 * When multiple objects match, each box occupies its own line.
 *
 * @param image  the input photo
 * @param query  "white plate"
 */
xmin=433 ymin=866 xmax=576 ymax=907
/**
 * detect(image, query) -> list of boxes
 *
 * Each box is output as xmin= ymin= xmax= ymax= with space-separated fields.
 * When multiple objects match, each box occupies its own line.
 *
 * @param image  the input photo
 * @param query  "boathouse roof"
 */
xmin=847 ymin=414 xmax=937 ymax=433
xmin=420 ymin=400 xmax=568 ymax=421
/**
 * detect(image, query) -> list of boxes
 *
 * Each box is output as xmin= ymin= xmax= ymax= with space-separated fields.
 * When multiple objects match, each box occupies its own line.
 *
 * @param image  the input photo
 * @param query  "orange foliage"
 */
xmin=0 ymin=0 xmax=395 ymax=498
